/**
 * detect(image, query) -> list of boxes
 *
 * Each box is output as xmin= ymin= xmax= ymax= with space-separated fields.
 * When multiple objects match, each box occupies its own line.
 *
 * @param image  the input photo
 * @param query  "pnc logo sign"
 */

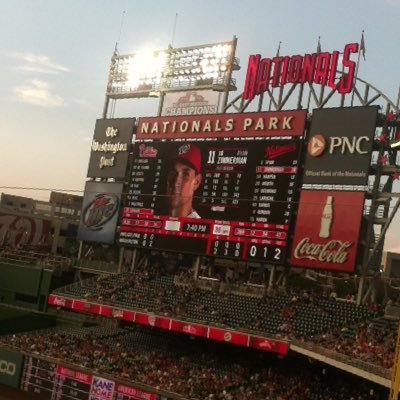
xmin=308 ymin=134 xmax=326 ymax=157
xmin=308 ymin=133 xmax=370 ymax=157
xmin=0 ymin=360 xmax=16 ymax=376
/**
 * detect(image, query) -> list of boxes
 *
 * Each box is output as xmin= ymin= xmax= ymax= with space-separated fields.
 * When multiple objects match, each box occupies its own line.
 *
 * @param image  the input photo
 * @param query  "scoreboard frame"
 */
xmin=119 ymin=110 xmax=307 ymax=264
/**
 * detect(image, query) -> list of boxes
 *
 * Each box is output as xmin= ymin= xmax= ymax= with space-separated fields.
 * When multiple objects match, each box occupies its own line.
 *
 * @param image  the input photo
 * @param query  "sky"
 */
xmin=0 ymin=0 xmax=399 ymax=252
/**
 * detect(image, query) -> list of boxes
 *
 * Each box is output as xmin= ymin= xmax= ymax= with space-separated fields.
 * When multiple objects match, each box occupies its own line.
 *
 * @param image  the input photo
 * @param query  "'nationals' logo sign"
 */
xmin=243 ymin=43 xmax=359 ymax=100
xmin=290 ymin=190 xmax=365 ymax=272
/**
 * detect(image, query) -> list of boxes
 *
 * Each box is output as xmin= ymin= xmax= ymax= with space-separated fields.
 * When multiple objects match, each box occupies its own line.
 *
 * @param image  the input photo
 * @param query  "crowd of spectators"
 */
xmin=54 ymin=258 xmax=396 ymax=369
xmin=46 ymin=251 xmax=400 ymax=392
xmin=311 ymin=318 xmax=397 ymax=369
xmin=0 ymin=325 xmax=388 ymax=400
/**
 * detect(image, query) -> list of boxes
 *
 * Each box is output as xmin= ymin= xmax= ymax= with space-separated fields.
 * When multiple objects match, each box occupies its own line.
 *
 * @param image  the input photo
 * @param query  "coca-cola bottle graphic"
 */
xmin=319 ymin=195 xmax=333 ymax=238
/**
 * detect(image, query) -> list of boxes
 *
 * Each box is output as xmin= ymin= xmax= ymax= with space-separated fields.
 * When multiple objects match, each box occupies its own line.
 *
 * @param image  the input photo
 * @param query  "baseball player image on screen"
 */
xmin=165 ymin=143 xmax=202 ymax=218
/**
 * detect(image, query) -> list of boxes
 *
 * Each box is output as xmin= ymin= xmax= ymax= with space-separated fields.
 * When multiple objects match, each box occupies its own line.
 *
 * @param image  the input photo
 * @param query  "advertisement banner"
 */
xmin=169 ymin=320 xmax=208 ymax=337
xmin=249 ymin=337 xmax=289 ymax=355
xmin=0 ymin=213 xmax=52 ymax=248
xmin=87 ymin=118 xmax=135 ymax=179
xmin=161 ymin=90 xmax=220 ymax=116
xmin=290 ymin=190 xmax=365 ymax=272
xmin=208 ymin=328 xmax=249 ymax=346
xmin=0 ymin=347 xmax=24 ymax=388
xmin=77 ymin=181 xmax=123 ymax=244
xmin=90 ymin=376 xmax=115 ymax=400
xmin=115 ymin=384 xmax=158 ymax=400
xmin=303 ymin=106 xmax=378 ymax=186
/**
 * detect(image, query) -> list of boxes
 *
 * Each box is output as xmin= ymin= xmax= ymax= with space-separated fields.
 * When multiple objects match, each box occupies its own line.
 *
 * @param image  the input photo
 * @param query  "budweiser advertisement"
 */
xmin=77 ymin=181 xmax=123 ymax=244
xmin=303 ymin=106 xmax=378 ymax=186
xmin=290 ymin=190 xmax=365 ymax=272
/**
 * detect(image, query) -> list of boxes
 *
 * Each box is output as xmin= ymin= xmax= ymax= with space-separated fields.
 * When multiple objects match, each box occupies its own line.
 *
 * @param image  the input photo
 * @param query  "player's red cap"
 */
xmin=174 ymin=143 xmax=201 ymax=174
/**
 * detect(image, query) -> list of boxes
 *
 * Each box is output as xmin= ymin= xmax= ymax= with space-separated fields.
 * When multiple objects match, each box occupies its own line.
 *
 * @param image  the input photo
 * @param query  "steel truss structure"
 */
xmin=222 ymin=76 xmax=400 ymax=306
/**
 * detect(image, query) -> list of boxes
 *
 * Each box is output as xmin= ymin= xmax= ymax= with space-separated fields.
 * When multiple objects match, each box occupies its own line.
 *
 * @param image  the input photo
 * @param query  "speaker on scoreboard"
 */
xmin=382 ymin=251 xmax=400 ymax=278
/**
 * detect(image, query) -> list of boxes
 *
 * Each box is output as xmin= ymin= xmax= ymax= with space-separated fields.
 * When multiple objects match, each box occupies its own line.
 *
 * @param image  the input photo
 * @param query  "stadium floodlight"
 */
xmin=105 ymin=38 xmax=240 ymax=100
xmin=390 ymin=140 xmax=400 ymax=149
xmin=108 ymin=49 xmax=167 ymax=97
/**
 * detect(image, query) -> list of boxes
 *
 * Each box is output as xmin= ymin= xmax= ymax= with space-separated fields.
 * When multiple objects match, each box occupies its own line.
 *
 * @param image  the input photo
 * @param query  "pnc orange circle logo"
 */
xmin=308 ymin=134 xmax=326 ymax=157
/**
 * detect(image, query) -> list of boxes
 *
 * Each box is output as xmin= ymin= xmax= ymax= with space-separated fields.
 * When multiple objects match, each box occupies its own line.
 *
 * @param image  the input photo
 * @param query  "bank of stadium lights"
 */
xmin=125 ymin=51 xmax=167 ymax=90
xmin=391 ymin=138 xmax=400 ymax=149
xmin=108 ymin=50 xmax=168 ymax=95
xmin=106 ymin=40 xmax=238 ymax=99
xmin=166 ymin=44 xmax=233 ymax=82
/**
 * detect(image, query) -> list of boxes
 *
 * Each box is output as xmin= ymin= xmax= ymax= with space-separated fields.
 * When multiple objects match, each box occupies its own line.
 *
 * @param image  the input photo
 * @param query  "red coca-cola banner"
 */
xmin=290 ymin=190 xmax=365 ymax=272
xmin=136 ymin=110 xmax=306 ymax=139
xmin=71 ymin=299 xmax=87 ymax=312
xmin=170 ymin=320 xmax=209 ymax=337
xmin=208 ymin=328 xmax=249 ymax=346
xmin=122 ymin=310 xmax=136 ymax=322
xmin=48 ymin=296 xmax=289 ymax=355
xmin=99 ymin=305 xmax=113 ymax=317
xmin=90 ymin=303 xmax=102 ymax=315
xmin=48 ymin=294 xmax=67 ymax=307
xmin=249 ymin=337 xmax=289 ymax=354
xmin=154 ymin=316 xmax=171 ymax=330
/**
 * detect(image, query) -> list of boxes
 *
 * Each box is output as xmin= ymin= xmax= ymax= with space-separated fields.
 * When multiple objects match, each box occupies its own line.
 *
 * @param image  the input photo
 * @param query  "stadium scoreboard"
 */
xmin=20 ymin=355 xmax=163 ymax=400
xmin=119 ymin=111 xmax=306 ymax=264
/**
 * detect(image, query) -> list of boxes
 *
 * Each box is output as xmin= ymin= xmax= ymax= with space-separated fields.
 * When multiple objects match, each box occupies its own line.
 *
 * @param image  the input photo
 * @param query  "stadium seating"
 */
xmin=0 ymin=325 xmax=388 ymax=400
xmin=53 ymin=266 xmax=380 ymax=342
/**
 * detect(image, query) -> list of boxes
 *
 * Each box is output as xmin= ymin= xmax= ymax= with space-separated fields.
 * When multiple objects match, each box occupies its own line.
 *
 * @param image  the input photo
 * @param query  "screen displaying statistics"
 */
xmin=119 ymin=111 xmax=306 ymax=264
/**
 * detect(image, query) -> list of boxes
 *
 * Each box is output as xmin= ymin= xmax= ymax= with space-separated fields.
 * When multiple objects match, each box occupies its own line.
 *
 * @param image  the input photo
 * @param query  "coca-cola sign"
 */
xmin=290 ymin=190 xmax=365 ymax=272
xmin=77 ymin=182 xmax=123 ymax=244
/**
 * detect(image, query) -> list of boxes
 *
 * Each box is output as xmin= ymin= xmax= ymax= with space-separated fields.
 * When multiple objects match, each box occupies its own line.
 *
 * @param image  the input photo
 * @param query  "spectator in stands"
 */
xmin=165 ymin=143 xmax=202 ymax=218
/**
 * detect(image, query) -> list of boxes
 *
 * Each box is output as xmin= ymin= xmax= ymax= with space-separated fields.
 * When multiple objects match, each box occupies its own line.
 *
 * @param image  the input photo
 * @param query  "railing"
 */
xmin=292 ymin=339 xmax=392 ymax=381
xmin=76 ymin=259 xmax=119 ymax=273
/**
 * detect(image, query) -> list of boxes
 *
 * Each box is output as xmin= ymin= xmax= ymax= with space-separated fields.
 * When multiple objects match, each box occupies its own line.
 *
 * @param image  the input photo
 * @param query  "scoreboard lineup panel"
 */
xmin=119 ymin=137 xmax=303 ymax=264
xmin=20 ymin=356 xmax=160 ymax=400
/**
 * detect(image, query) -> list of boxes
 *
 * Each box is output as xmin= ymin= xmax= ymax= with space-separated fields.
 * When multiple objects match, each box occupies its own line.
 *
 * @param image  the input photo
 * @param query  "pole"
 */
xmin=118 ymin=246 xmax=125 ymax=273
xmin=222 ymin=36 xmax=238 ymax=111
xmin=193 ymin=256 xmax=201 ymax=279
xmin=351 ymin=31 xmax=364 ymax=106
xmin=389 ymin=322 xmax=400 ymax=400
xmin=130 ymin=248 xmax=137 ymax=273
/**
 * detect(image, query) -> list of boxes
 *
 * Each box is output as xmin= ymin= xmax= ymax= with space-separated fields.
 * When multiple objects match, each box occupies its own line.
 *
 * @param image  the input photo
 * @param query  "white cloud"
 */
xmin=12 ymin=52 xmax=70 ymax=75
xmin=386 ymin=0 xmax=400 ymax=6
xmin=14 ymin=80 xmax=65 ymax=107
xmin=72 ymin=98 xmax=89 ymax=106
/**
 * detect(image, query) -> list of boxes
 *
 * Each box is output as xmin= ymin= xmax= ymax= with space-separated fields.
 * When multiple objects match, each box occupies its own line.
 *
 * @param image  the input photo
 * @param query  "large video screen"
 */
xmin=119 ymin=113 xmax=305 ymax=264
